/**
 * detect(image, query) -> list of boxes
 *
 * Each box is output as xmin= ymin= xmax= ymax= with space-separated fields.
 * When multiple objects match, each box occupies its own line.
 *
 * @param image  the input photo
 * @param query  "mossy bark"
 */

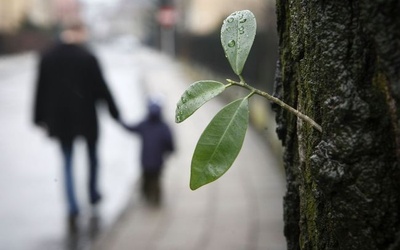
xmin=273 ymin=1 xmax=400 ymax=249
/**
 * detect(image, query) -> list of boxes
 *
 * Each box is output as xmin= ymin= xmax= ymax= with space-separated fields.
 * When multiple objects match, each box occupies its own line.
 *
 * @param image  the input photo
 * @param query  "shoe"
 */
xmin=67 ymin=211 xmax=79 ymax=234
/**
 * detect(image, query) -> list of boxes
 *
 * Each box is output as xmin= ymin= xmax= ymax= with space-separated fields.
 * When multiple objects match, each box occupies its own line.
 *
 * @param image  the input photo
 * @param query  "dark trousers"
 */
xmin=61 ymin=139 xmax=101 ymax=215
xmin=141 ymin=170 xmax=162 ymax=205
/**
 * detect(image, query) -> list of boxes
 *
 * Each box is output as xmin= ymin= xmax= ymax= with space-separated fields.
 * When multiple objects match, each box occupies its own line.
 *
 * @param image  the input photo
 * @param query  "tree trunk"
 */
xmin=273 ymin=1 xmax=400 ymax=249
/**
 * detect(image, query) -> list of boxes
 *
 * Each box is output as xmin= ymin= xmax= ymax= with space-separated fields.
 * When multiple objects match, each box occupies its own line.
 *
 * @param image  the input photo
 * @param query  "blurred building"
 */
xmin=182 ymin=0 xmax=273 ymax=35
xmin=0 ymin=0 xmax=82 ymax=34
xmin=28 ymin=0 xmax=55 ymax=29
xmin=0 ymin=0 xmax=30 ymax=33
xmin=53 ymin=0 xmax=81 ymax=24
xmin=83 ymin=0 xmax=157 ymax=43
xmin=0 ymin=0 xmax=83 ymax=54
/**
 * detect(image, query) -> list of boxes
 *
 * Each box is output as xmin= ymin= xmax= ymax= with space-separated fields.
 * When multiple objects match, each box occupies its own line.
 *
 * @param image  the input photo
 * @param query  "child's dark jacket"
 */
xmin=125 ymin=105 xmax=174 ymax=172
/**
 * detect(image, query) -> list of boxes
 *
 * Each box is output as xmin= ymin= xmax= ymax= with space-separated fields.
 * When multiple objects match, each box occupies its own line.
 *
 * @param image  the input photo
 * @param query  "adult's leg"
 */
xmin=141 ymin=171 xmax=150 ymax=200
xmin=87 ymin=139 xmax=101 ymax=204
xmin=152 ymin=171 xmax=162 ymax=205
xmin=61 ymin=140 xmax=79 ymax=215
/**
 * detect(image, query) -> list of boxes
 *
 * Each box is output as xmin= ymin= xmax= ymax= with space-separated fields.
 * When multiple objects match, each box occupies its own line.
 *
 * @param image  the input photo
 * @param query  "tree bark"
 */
xmin=273 ymin=1 xmax=400 ymax=249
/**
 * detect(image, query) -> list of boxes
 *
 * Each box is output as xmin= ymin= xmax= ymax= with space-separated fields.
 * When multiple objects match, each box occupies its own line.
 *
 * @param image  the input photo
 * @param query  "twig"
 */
xmin=226 ymin=79 xmax=322 ymax=132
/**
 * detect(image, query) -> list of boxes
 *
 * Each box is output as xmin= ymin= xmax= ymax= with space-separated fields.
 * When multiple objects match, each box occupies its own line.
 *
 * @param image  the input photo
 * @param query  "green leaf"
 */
xmin=221 ymin=10 xmax=256 ymax=76
xmin=176 ymin=80 xmax=225 ymax=123
xmin=190 ymin=98 xmax=249 ymax=190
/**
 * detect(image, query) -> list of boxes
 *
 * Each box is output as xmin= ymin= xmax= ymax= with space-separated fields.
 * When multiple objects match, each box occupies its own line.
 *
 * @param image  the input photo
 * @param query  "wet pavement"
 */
xmin=0 ymin=44 xmax=286 ymax=250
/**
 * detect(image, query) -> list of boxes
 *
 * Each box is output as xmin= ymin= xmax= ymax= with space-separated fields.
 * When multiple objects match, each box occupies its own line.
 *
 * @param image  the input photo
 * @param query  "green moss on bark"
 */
xmin=274 ymin=1 xmax=400 ymax=249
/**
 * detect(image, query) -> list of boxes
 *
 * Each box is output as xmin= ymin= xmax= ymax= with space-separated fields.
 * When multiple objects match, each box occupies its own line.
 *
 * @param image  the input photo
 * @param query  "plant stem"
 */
xmin=239 ymin=74 xmax=245 ymax=83
xmin=227 ymin=79 xmax=322 ymax=132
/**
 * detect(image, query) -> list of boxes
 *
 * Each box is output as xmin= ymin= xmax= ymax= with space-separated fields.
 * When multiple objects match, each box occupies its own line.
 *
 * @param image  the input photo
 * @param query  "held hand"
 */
xmin=110 ymin=109 xmax=120 ymax=121
xmin=118 ymin=120 xmax=137 ymax=132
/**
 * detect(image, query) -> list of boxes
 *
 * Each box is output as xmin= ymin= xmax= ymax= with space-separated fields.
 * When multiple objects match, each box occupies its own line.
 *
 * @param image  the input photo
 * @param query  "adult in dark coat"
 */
xmin=123 ymin=99 xmax=174 ymax=205
xmin=33 ymin=21 xmax=120 ymax=218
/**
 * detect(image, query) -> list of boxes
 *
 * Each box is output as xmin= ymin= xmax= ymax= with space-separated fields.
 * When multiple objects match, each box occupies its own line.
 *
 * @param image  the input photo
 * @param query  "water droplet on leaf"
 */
xmin=228 ymin=40 xmax=236 ymax=47
xmin=240 ymin=18 xmax=247 ymax=23
xmin=227 ymin=17 xmax=234 ymax=23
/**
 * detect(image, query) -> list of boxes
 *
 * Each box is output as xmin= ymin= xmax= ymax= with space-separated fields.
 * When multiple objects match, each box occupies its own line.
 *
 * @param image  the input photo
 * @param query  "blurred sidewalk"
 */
xmin=92 ymin=46 xmax=286 ymax=250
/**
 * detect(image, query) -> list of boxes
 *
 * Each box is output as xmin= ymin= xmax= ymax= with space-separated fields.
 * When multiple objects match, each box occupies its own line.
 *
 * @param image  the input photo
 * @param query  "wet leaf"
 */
xmin=175 ymin=80 xmax=225 ymax=123
xmin=221 ymin=10 xmax=256 ymax=75
xmin=190 ymin=98 xmax=249 ymax=190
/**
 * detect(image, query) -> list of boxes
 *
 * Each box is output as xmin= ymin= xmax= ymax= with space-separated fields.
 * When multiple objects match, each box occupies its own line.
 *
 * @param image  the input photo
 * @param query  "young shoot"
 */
xmin=176 ymin=10 xmax=322 ymax=190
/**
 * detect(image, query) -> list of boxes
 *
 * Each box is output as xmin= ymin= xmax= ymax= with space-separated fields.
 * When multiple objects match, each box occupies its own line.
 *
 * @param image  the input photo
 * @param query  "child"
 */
xmin=123 ymin=98 xmax=174 ymax=205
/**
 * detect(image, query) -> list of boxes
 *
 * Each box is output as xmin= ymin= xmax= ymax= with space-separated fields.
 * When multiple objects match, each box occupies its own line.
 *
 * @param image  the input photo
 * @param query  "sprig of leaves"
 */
xmin=176 ymin=10 xmax=322 ymax=190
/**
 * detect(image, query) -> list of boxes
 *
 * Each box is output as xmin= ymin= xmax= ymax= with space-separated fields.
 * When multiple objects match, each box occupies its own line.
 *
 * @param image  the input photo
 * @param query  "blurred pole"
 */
xmin=156 ymin=2 xmax=176 ymax=56
xmin=160 ymin=25 xmax=175 ymax=56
